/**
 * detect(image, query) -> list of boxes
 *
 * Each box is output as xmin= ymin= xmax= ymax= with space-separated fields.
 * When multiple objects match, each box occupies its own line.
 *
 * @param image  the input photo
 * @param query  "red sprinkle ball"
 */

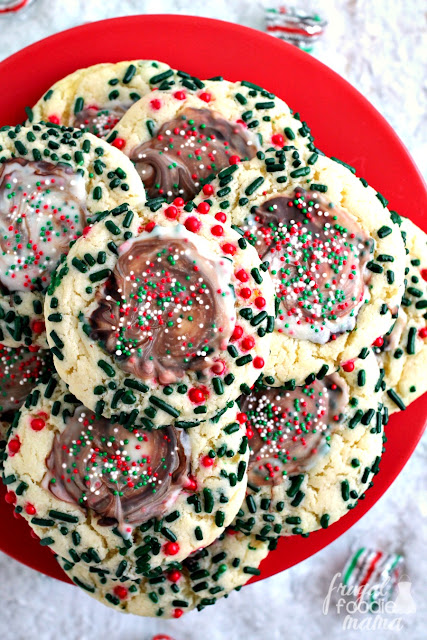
xmin=373 ymin=336 xmax=384 ymax=348
xmin=111 ymin=137 xmax=126 ymax=150
xmin=30 ymin=417 xmax=46 ymax=431
xmin=201 ymin=455 xmax=215 ymax=467
xmin=164 ymin=542 xmax=180 ymax=556
xmin=184 ymin=216 xmax=201 ymax=233
xmin=197 ymin=202 xmax=210 ymax=215
xmin=7 ymin=437 xmax=21 ymax=455
xmin=271 ymin=133 xmax=285 ymax=146
xmin=342 ymin=361 xmax=355 ymax=372
xmin=167 ymin=570 xmax=181 ymax=583
xmin=4 ymin=491 xmax=16 ymax=505
xmin=188 ymin=387 xmax=205 ymax=404
xmin=253 ymin=356 xmax=265 ymax=369
xmin=113 ymin=585 xmax=128 ymax=600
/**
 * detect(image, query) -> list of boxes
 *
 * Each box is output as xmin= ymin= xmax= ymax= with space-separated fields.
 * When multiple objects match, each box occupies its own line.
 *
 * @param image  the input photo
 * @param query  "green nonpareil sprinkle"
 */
xmin=387 ymin=389 xmax=406 ymax=411
xmin=245 ymin=176 xmax=265 ymax=196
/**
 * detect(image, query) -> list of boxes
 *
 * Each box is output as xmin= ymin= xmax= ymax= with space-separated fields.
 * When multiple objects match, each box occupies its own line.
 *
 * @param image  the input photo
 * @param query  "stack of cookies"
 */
xmin=1 ymin=60 xmax=425 ymax=618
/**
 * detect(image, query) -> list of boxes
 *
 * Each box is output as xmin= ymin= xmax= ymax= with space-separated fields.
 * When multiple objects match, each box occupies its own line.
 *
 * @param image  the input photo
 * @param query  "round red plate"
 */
xmin=0 ymin=15 xmax=426 ymax=586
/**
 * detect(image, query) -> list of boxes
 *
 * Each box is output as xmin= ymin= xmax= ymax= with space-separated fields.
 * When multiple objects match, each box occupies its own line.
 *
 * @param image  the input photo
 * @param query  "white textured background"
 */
xmin=0 ymin=2 xmax=426 ymax=639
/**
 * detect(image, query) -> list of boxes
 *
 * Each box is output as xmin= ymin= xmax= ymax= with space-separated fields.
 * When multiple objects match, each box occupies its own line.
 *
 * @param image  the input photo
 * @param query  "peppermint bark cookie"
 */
xmin=0 ymin=124 xmax=145 ymax=347
xmin=30 ymin=60 xmax=173 ymax=138
xmin=44 ymin=202 xmax=274 ymax=426
xmin=0 ymin=344 xmax=52 ymax=467
xmin=56 ymin=529 xmax=270 ymax=618
xmin=376 ymin=216 xmax=427 ymax=413
xmin=2 ymin=376 xmax=249 ymax=577
xmin=110 ymin=79 xmax=314 ymax=203
xmin=232 ymin=349 xmax=385 ymax=538
xmin=191 ymin=149 xmax=406 ymax=384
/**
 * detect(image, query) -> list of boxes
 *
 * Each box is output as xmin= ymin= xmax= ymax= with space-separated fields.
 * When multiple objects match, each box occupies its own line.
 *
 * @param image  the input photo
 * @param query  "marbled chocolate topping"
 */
xmin=73 ymin=103 xmax=129 ymax=138
xmin=241 ymin=374 xmax=349 ymax=486
xmin=245 ymin=188 xmax=374 ymax=343
xmin=88 ymin=228 xmax=235 ymax=384
xmin=0 ymin=345 xmax=51 ymax=421
xmin=44 ymin=406 xmax=189 ymax=530
xmin=0 ymin=158 xmax=87 ymax=292
xmin=130 ymin=107 xmax=257 ymax=202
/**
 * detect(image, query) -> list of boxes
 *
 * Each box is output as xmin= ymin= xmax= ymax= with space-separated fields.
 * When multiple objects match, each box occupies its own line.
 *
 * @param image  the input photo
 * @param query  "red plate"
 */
xmin=0 ymin=15 xmax=426 ymax=586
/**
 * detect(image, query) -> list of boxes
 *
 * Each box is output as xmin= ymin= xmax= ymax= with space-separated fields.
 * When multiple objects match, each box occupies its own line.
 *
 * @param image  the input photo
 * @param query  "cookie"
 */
xmin=191 ymin=148 xmax=406 ymax=384
xmin=109 ymin=78 xmax=315 ymax=203
xmin=44 ymin=201 xmax=274 ymax=426
xmin=0 ymin=123 xmax=145 ymax=347
xmin=376 ymin=216 xmax=427 ymax=412
xmin=56 ymin=529 xmax=270 ymax=618
xmin=3 ymin=375 xmax=249 ymax=577
xmin=0 ymin=344 xmax=52 ymax=468
xmin=232 ymin=348 xmax=385 ymax=538
xmin=30 ymin=60 xmax=174 ymax=138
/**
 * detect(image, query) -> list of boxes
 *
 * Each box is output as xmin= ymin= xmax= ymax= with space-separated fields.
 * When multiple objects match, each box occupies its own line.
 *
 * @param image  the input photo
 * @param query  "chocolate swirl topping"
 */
xmin=130 ymin=107 xmax=257 ymax=202
xmin=73 ymin=103 xmax=129 ymax=138
xmin=0 ymin=345 xmax=51 ymax=421
xmin=245 ymin=188 xmax=374 ymax=343
xmin=0 ymin=158 xmax=87 ymax=292
xmin=44 ymin=406 xmax=189 ymax=531
xmin=88 ymin=227 xmax=235 ymax=384
xmin=241 ymin=374 xmax=349 ymax=486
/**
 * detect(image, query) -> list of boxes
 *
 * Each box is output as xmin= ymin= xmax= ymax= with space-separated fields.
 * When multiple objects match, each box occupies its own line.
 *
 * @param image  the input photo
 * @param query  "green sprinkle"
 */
xmin=223 ymin=422 xmax=239 ymax=435
xmin=331 ymin=157 xmax=356 ymax=173
xmin=93 ymin=186 xmax=102 ymax=200
xmin=150 ymin=69 xmax=174 ymax=84
xmin=195 ymin=526 xmax=203 ymax=541
xmin=320 ymin=514 xmax=330 ymax=529
xmin=47 ymin=313 xmax=62 ymax=322
xmin=89 ymin=269 xmax=111 ymax=283
xmin=407 ymin=327 xmax=417 ymax=355
xmin=203 ymin=488 xmax=214 ymax=513
xmin=316 ymin=364 xmax=329 ymax=379
xmin=251 ymin=267 xmax=262 ymax=284
xmin=366 ymin=261 xmax=383 ymax=274
xmin=212 ymin=378 xmax=224 ymax=396
xmin=123 ymin=64 xmax=137 ymax=83
xmin=376 ymin=192 xmax=388 ymax=207
xmin=378 ymin=225 xmax=392 ymax=238
xmin=39 ymin=537 xmax=55 ymax=547
xmin=149 ymin=396 xmax=179 ymax=418
xmin=15 ymin=141 xmax=27 ymax=155
xmin=357 ymin=370 xmax=366 ymax=387
xmin=74 ymin=577 xmax=95 ymax=593
xmin=255 ymin=101 xmax=275 ymax=109
xmin=290 ymin=166 xmax=310 ymax=178
xmin=48 ymin=510 xmax=79 ymax=524
xmin=97 ymin=360 xmax=115 ymax=377
xmin=215 ymin=511 xmax=225 ymax=527
xmin=245 ymin=176 xmax=265 ymax=196
xmin=71 ymin=257 xmax=88 ymax=273
xmin=341 ymin=480 xmax=350 ymax=501
xmin=74 ymin=97 xmax=84 ymax=114
xmin=105 ymin=220 xmax=121 ymax=235
xmin=349 ymin=409 xmax=363 ymax=428
xmin=31 ymin=517 xmax=55 ymax=527
xmin=310 ymin=183 xmax=328 ymax=192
